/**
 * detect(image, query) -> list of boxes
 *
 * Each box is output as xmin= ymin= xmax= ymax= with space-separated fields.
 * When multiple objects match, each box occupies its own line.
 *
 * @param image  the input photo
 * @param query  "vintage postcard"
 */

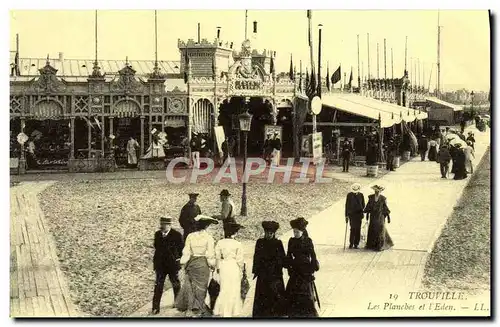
xmin=9 ymin=9 xmax=490 ymax=318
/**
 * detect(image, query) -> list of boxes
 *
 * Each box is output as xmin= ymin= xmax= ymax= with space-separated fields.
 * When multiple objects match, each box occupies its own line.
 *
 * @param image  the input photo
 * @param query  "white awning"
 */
xmin=426 ymin=97 xmax=464 ymax=111
xmin=321 ymin=93 xmax=427 ymax=128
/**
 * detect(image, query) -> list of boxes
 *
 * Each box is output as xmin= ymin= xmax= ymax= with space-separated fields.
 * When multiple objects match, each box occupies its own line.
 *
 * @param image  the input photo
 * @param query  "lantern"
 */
xmin=239 ymin=110 xmax=253 ymax=132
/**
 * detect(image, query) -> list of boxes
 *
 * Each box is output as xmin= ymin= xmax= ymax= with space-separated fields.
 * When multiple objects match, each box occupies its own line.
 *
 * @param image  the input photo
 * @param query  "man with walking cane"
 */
xmin=344 ymin=183 xmax=366 ymax=249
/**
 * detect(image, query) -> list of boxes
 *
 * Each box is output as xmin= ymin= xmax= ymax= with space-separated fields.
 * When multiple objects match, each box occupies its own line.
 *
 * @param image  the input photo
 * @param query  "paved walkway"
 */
xmin=11 ymin=127 xmax=489 ymax=318
xmin=132 ymin=126 xmax=490 ymax=318
xmin=10 ymin=182 xmax=80 ymax=317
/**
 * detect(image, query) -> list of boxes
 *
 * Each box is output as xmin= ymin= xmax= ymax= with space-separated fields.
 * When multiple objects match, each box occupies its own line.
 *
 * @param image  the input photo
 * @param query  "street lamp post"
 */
xmin=470 ymin=91 xmax=475 ymax=111
xmin=239 ymin=99 xmax=252 ymax=216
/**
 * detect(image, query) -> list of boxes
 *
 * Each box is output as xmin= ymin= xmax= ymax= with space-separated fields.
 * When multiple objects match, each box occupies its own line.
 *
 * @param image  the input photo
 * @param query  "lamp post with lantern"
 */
xmin=239 ymin=98 xmax=252 ymax=216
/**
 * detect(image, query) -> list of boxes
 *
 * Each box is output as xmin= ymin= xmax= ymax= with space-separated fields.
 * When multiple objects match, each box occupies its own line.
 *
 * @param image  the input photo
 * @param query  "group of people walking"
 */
xmin=152 ymin=190 xmax=320 ymax=318
xmin=420 ymin=128 xmax=476 ymax=180
xmin=345 ymin=183 xmax=393 ymax=251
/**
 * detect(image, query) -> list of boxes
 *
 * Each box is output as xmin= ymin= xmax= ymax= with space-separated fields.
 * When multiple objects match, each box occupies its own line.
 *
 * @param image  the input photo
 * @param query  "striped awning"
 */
xmin=31 ymin=100 xmax=64 ymax=118
xmin=164 ymin=116 xmax=186 ymax=128
xmin=113 ymin=100 xmax=140 ymax=117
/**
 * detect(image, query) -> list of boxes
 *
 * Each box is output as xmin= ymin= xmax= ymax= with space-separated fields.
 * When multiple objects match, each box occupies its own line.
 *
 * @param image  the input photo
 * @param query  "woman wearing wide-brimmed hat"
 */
xmin=175 ymin=215 xmax=218 ymax=317
xmin=213 ymin=221 xmax=245 ymax=317
xmin=252 ymin=221 xmax=287 ymax=317
xmin=284 ymin=217 xmax=320 ymax=317
xmin=364 ymin=185 xmax=393 ymax=251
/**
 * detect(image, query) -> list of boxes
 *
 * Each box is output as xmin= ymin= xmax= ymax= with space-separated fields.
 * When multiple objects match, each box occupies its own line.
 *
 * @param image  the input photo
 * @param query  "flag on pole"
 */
xmin=289 ymin=54 xmax=294 ymax=80
xmin=331 ymin=65 xmax=341 ymax=85
xmin=299 ymin=61 xmax=303 ymax=92
xmin=82 ymin=116 xmax=94 ymax=129
xmin=306 ymin=67 xmax=317 ymax=100
xmin=305 ymin=67 xmax=309 ymax=93
xmin=347 ymin=68 xmax=353 ymax=89
xmin=94 ymin=117 xmax=102 ymax=130
xmin=326 ymin=64 xmax=331 ymax=91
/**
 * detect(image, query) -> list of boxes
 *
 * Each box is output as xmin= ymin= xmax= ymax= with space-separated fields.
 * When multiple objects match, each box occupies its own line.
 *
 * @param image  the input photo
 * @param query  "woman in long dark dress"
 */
xmin=449 ymin=143 xmax=458 ymax=174
xmin=428 ymin=139 xmax=438 ymax=162
xmin=285 ymin=217 xmax=319 ymax=317
xmin=252 ymin=221 xmax=286 ymax=318
xmin=453 ymin=144 xmax=468 ymax=180
xmin=364 ymin=185 xmax=393 ymax=251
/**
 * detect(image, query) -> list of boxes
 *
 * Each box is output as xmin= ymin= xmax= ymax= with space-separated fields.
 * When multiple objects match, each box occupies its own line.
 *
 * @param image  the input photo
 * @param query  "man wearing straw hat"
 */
xmin=344 ymin=183 xmax=366 ymax=249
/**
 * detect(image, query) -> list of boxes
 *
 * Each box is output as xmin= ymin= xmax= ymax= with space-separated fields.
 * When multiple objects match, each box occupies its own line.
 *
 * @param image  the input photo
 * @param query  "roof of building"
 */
xmin=321 ymin=93 xmax=427 ymax=128
xmin=426 ymin=97 xmax=464 ymax=111
xmin=11 ymin=57 xmax=182 ymax=79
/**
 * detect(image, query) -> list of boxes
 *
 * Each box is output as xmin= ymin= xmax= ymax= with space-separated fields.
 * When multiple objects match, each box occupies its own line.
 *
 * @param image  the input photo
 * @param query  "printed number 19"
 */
xmin=389 ymin=294 xmax=399 ymax=300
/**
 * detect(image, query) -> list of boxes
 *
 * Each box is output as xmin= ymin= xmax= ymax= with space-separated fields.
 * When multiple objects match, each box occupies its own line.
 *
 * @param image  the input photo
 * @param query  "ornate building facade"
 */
xmin=9 ymin=38 xmax=303 ymax=173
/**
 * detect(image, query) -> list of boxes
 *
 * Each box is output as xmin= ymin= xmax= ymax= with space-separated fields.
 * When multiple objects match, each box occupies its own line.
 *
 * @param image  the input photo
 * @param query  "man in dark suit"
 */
xmin=152 ymin=217 xmax=184 ymax=315
xmin=341 ymin=139 xmax=353 ymax=172
xmin=179 ymin=193 xmax=201 ymax=241
xmin=384 ymin=138 xmax=397 ymax=171
xmin=418 ymin=134 xmax=428 ymax=161
xmin=345 ymin=183 xmax=366 ymax=249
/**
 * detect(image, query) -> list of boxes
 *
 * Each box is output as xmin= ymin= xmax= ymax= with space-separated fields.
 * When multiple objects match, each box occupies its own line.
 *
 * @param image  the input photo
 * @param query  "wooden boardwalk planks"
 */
xmin=10 ymin=182 xmax=80 ymax=317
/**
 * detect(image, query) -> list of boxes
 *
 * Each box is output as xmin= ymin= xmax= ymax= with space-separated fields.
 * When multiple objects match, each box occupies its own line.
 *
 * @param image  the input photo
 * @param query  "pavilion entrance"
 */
xmin=25 ymin=119 xmax=70 ymax=170
xmin=218 ymin=96 xmax=273 ymax=157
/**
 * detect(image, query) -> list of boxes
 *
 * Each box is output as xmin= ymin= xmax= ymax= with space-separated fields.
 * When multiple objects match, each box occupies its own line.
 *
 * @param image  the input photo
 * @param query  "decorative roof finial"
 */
xmin=46 ymin=54 xmax=50 ymax=66
xmin=126 ymin=56 xmax=129 ymax=66
xmin=89 ymin=10 xmax=104 ymax=79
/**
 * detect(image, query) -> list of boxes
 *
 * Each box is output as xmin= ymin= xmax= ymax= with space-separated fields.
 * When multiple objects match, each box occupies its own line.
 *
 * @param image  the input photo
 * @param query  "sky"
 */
xmin=9 ymin=10 xmax=490 ymax=92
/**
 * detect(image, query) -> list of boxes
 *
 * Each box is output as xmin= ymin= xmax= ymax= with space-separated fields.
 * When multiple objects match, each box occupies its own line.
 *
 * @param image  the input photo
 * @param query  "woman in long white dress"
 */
xmin=175 ymin=215 xmax=218 ymax=317
xmin=213 ymin=222 xmax=245 ymax=317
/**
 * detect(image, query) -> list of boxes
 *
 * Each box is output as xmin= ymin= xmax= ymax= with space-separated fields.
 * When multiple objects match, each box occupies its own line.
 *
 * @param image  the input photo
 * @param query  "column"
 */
xmin=109 ymin=117 xmax=114 ymax=160
xmin=148 ymin=115 xmax=152 ymax=152
xmin=140 ymin=116 xmax=145 ymax=156
xmin=20 ymin=118 xmax=26 ymax=162
xmin=292 ymin=102 xmax=298 ymax=158
xmin=70 ymin=117 xmax=75 ymax=159
xmin=87 ymin=117 xmax=92 ymax=159
xmin=187 ymin=97 xmax=192 ymax=166
xmin=100 ymin=115 xmax=105 ymax=157
xmin=378 ymin=127 xmax=384 ymax=163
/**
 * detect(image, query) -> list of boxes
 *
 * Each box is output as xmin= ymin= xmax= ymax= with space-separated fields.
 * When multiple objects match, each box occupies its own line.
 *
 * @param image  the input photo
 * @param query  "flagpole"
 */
xmin=317 ymin=24 xmax=322 ymax=98
xmin=384 ymin=38 xmax=387 ymax=80
xmin=327 ymin=61 xmax=330 ymax=92
xmin=308 ymin=10 xmax=315 ymax=73
xmin=384 ymin=38 xmax=387 ymax=100
xmin=367 ymin=33 xmax=370 ymax=79
xmin=377 ymin=42 xmax=380 ymax=99
xmin=418 ymin=58 xmax=421 ymax=91
xmin=245 ymin=10 xmax=248 ymax=39
xmin=391 ymin=47 xmax=394 ymax=93
xmin=405 ymin=36 xmax=408 ymax=73
xmin=300 ymin=60 xmax=303 ymax=91
xmin=423 ymin=62 xmax=425 ymax=93
xmin=357 ymin=34 xmax=361 ymax=89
